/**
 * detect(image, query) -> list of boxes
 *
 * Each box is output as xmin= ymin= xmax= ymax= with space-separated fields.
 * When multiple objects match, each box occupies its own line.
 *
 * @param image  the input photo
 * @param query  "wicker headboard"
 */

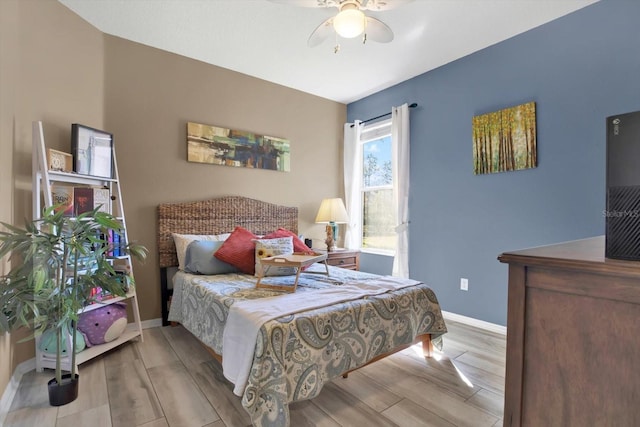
xmin=157 ymin=196 xmax=298 ymax=268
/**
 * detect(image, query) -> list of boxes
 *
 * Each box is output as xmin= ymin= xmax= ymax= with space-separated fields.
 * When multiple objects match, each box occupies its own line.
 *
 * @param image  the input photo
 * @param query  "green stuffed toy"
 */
xmin=38 ymin=322 xmax=86 ymax=355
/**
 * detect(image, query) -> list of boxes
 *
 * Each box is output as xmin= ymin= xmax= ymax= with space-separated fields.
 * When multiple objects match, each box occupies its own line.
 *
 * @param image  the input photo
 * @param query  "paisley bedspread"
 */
xmin=168 ymin=264 xmax=447 ymax=427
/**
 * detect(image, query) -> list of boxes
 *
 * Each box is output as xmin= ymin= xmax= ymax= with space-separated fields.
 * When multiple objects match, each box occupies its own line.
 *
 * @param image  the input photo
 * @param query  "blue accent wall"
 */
xmin=347 ymin=0 xmax=640 ymax=325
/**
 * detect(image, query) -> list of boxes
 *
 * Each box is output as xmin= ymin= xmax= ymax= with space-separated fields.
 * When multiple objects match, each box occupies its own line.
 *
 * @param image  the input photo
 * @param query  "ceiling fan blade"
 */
xmin=268 ymin=0 xmax=414 ymax=11
xmin=308 ymin=17 xmax=334 ymax=47
xmin=360 ymin=0 xmax=414 ymax=12
xmin=268 ymin=0 xmax=339 ymax=8
xmin=365 ymin=17 xmax=393 ymax=43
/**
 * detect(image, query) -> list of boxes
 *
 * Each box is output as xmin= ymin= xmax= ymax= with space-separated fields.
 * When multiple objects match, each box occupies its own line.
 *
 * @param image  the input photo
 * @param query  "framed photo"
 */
xmin=71 ymin=123 xmax=114 ymax=178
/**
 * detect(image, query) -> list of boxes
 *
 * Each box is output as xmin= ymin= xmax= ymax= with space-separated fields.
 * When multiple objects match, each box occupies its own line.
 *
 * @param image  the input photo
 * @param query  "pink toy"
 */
xmin=77 ymin=302 xmax=127 ymax=347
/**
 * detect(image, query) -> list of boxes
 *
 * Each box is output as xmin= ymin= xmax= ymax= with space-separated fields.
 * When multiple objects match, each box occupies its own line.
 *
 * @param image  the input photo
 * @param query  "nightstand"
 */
xmin=316 ymin=249 xmax=360 ymax=271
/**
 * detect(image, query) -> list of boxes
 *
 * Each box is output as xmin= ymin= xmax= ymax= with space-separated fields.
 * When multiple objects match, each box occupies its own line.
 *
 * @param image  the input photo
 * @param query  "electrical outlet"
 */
xmin=460 ymin=278 xmax=469 ymax=291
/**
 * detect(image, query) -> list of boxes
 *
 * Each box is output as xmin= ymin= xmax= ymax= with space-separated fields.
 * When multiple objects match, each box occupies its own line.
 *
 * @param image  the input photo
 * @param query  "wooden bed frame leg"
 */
xmin=422 ymin=334 xmax=434 ymax=358
xmin=341 ymin=334 xmax=433 ymax=381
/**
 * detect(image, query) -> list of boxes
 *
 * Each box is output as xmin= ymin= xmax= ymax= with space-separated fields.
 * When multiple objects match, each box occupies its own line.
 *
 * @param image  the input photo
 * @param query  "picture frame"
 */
xmin=47 ymin=149 xmax=73 ymax=172
xmin=71 ymin=123 xmax=114 ymax=178
xmin=186 ymin=121 xmax=290 ymax=172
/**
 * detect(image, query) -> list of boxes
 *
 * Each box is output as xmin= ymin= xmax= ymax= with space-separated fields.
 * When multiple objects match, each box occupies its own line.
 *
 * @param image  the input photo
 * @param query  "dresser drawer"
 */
xmin=327 ymin=256 xmax=357 ymax=269
xmin=324 ymin=250 xmax=360 ymax=271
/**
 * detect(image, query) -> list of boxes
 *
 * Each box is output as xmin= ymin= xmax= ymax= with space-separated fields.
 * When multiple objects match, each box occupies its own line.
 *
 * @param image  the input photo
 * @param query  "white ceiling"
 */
xmin=58 ymin=0 xmax=598 ymax=104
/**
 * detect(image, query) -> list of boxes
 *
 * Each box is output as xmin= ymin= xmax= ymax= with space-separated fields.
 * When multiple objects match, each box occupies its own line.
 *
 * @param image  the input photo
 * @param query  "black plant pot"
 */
xmin=48 ymin=373 xmax=79 ymax=406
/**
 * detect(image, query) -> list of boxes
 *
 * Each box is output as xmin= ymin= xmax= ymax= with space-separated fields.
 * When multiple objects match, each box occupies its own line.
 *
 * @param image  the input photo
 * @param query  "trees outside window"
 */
xmin=361 ymin=127 xmax=395 ymax=253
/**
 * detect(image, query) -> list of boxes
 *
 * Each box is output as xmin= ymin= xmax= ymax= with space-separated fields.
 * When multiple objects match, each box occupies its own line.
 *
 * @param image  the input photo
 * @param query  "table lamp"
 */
xmin=315 ymin=198 xmax=349 ymax=252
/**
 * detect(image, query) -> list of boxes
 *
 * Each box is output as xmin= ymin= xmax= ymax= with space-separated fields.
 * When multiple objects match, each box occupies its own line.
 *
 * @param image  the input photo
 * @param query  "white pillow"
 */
xmin=172 ymin=233 xmax=231 ymax=270
xmin=254 ymin=237 xmax=295 ymax=277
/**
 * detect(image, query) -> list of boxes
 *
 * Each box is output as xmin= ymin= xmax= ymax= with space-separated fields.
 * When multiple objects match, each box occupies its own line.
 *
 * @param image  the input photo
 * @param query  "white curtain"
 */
xmin=392 ymin=104 xmax=410 ymax=278
xmin=343 ymin=120 xmax=362 ymax=249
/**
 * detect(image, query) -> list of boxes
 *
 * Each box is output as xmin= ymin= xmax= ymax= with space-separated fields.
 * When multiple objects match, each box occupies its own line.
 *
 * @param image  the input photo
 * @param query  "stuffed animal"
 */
xmin=38 ymin=322 xmax=86 ymax=354
xmin=77 ymin=302 xmax=127 ymax=347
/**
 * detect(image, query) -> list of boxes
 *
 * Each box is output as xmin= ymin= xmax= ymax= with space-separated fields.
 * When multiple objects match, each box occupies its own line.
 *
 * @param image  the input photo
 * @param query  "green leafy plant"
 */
xmin=0 ymin=205 xmax=147 ymax=386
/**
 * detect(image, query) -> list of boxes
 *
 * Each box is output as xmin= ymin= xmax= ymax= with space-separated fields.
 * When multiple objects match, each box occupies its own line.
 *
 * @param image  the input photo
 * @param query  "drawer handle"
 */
xmin=339 ymin=260 xmax=345 ymax=264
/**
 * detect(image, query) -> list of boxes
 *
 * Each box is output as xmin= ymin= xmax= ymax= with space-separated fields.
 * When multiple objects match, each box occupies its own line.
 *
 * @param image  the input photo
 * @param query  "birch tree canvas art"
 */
xmin=472 ymin=101 xmax=537 ymax=175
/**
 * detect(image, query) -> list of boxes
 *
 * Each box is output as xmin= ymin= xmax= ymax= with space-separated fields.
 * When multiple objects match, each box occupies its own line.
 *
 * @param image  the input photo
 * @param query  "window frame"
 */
xmin=359 ymin=119 xmax=395 ymax=256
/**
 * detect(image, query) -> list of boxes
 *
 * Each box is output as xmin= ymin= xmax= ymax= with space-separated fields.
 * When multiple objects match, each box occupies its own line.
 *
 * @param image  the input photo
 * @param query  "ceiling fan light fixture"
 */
xmin=333 ymin=8 xmax=366 ymax=38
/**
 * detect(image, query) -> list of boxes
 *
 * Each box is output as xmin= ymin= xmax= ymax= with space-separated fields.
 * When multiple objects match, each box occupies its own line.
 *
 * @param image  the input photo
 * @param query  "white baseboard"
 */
xmin=442 ymin=310 xmax=506 ymax=335
xmin=0 ymin=357 xmax=36 ymax=426
xmin=141 ymin=318 xmax=162 ymax=329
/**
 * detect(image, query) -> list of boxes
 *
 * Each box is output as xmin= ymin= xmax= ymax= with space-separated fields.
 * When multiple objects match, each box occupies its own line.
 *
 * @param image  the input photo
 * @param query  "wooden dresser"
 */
xmin=498 ymin=236 xmax=640 ymax=427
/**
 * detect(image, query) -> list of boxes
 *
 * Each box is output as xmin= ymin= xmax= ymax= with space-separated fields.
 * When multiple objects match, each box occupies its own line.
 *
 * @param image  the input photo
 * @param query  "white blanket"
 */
xmin=223 ymin=276 xmax=421 ymax=396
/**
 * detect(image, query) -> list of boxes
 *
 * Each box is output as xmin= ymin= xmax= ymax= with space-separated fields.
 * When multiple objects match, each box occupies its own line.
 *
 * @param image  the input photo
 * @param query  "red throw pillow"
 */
xmin=263 ymin=228 xmax=314 ymax=254
xmin=214 ymin=226 xmax=258 ymax=274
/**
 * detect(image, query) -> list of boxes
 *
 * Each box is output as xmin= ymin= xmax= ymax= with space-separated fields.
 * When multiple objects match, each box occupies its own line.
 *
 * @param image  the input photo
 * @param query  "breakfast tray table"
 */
xmin=256 ymin=252 xmax=329 ymax=292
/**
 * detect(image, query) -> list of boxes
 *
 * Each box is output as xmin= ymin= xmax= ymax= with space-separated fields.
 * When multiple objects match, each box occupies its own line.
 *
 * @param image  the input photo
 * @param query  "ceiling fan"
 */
xmin=272 ymin=0 xmax=414 ymax=53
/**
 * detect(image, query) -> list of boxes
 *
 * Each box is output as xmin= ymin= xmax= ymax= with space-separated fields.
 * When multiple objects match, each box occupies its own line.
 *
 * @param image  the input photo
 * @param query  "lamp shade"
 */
xmin=315 ymin=198 xmax=349 ymax=224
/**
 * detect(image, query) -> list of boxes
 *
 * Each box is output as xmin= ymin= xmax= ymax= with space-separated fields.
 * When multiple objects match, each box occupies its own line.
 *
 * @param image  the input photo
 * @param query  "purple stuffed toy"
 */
xmin=78 ymin=302 xmax=127 ymax=347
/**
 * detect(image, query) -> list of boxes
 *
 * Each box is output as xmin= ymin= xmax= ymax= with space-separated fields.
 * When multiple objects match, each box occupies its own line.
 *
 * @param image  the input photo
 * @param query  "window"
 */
xmin=360 ymin=120 xmax=395 ymax=253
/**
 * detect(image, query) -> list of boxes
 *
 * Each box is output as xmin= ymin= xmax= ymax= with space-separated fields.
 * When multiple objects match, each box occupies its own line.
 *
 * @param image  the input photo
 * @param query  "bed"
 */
xmin=157 ymin=196 xmax=447 ymax=427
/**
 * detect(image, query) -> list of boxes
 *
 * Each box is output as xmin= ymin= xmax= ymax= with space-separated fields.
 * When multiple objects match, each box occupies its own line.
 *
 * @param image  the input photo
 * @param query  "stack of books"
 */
xmin=51 ymin=185 xmax=111 ymax=216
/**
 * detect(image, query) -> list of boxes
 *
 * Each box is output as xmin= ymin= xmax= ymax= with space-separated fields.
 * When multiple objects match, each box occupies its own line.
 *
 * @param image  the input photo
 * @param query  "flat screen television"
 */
xmin=71 ymin=123 xmax=113 ymax=178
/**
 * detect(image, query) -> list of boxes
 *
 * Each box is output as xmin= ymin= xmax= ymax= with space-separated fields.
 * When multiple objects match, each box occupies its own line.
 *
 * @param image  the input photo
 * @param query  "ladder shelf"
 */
xmin=32 ymin=120 xmax=144 ymax=373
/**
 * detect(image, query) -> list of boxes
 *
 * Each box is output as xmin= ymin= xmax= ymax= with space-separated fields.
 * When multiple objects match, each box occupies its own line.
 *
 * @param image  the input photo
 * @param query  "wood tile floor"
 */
xmin=4 ymin=319 xmax=505 ymax=427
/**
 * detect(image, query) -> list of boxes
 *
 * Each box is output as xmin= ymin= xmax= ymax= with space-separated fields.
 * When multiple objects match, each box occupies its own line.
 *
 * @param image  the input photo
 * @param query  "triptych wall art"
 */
xmin=472 ymin=101 xmax=537 ymax=175
xmin=187 ymin=121 xmax=290 ymax=172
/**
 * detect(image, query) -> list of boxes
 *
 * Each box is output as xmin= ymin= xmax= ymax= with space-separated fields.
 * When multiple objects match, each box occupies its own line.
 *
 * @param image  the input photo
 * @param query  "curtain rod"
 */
xmin=351 ymin=102 xmax=418 ymax=128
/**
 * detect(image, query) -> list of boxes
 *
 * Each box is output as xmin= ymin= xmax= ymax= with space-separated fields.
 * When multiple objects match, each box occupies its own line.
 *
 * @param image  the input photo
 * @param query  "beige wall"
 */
xmin=0 ymin=0 xmax=19 ymax=407
xmin=0 ymin=0 xmax=105 ymax=397
xmin=1 ymin=0 xmax=346 ymax=398
xmin=104 ymin=36 xmax=346 ymax=321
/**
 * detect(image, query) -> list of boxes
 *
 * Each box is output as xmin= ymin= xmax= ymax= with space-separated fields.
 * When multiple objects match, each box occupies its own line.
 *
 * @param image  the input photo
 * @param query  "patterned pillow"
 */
xmin=254 ymin=237 xmax=295 ymax=277
xmin=263 ymin=228 xmax=314 ymax=254
xmin=184 ymin=240 xmax=238 ymax=275
xmin=172 ymin=232 xmax=230 ymax=270
xmin=214 ymin=226 xmax=259 ymax=274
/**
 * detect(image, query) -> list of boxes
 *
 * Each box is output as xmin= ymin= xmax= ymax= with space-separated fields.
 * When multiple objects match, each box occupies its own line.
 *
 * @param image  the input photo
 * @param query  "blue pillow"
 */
xmin=184 ymin=240 xmax=238 ymax=275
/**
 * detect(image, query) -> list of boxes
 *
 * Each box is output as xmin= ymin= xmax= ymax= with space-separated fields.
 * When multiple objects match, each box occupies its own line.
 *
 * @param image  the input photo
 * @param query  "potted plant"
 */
xmin=0 ymin=205 xmax=147 ymax=406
